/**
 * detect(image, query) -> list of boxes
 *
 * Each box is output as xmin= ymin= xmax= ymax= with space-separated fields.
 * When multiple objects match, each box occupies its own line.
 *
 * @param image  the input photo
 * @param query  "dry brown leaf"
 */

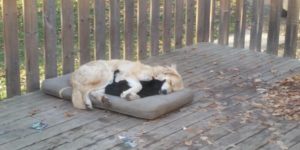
xmin=257 ymin=74 xmax=300 ymax=121
xmin=207 ymin=102 xmax=219 ymax=109
xmin=64 ymin=111 xmax=75 ymax=118
xmin=29 ymin=109 xmax=40 ymax=117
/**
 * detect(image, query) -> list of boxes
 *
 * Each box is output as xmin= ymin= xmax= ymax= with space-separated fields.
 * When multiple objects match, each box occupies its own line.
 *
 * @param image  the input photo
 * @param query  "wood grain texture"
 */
xmin=110 ymin=0 xmax=121 ymax=59
xmin=124 ymin=0 xmax=134 ymax=59
xmin=78 ymin=0 xmax=91 ymax=64
xmin=94 ymin=0 xmax=106 ymax=60
xmin=24 ymin=0 xmax=39 ymax=92
xmin=61 ymin=0 xmax=75 ymax=74
xmin=284 ymin=0 xmax=300 ymax=58
xmin=44 ymin=0 xmax=57 ymax=78
xmin=3 ymin=0 xmax=21 ymax=97
xmin=234 ymin=0 xmax=246 ymax=48
xmin=150 ymin=0 xmax=160 ymax=56
xmin=137 ymin=0 xmax=148 ymax=59
xmin=185 ymin=0 xmax=195 ymax=46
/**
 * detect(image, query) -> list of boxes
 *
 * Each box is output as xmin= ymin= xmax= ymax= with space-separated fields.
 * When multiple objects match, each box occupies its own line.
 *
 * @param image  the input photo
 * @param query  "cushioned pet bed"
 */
xmin=41 ymin=74 xmax=194 ymax=120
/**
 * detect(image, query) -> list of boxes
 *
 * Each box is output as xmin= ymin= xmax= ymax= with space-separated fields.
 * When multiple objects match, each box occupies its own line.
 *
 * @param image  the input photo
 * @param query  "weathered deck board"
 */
xmin=0 ymin=43 xmax=300 ymax=150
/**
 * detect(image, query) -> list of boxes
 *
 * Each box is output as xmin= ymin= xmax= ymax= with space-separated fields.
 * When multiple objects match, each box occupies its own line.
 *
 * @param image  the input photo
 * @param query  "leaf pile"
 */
xmin=263 ymin=74 xmax=300 ymax=121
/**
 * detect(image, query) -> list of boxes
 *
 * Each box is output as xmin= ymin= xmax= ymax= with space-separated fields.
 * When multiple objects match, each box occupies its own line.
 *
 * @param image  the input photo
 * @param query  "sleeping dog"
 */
xmin=105 ymin=70 xmax=165 ymax=98
xmin=71 ymin=59 xmax=184 ymax=109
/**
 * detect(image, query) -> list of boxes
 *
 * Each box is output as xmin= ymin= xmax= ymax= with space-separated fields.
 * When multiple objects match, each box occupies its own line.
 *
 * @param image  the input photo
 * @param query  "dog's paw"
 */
xmin=125 ymin=93 xmax=140 ymax=101
xmin=84 ymin=99 xmax=93 ymax=110
xmin=101 ymin=96 xmax=111 ymax=107
xmin=120 ymin=92 xmax=128 ymax=99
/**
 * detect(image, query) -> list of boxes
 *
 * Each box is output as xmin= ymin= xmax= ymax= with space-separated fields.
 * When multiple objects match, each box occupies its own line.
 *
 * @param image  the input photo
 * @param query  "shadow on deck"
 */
xmin=0 ymin=43 xmax=299 ymax=150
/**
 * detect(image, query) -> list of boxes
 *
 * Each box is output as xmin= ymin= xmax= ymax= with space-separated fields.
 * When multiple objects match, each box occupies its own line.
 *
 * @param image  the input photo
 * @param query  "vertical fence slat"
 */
xmin=3 ymin=0 xmax=21 ymax=97
xmin=218 ymin=0 xmax=230 ymax=45
xmin=78 ymin=0 xmax=91 ymax=64
xmin=196 ymin=0 xmax=204 ymax=42
xmin=110 ymin=0 xmax=120 ymax=59
xmin=234 ymin=0 xmax=246 ymax=48
xmin=209 ymin=0 xmax=216 ymax=42
xmin=196 ymin=0 xmax=210 ymax=42
xmin=266 ymin=0 xmax=282 ymax=55
xmin=175 ymin=0 xmax=184 ymax=49
xmin=284 ymin=0 xmax=300 ymax=58
xmin=61 ymin=0 xmax=74 ymax=74
xmin=137 ymin=0 xmax=147 ymax=59
xmin=124 ymin=0 xmax=134 ymax=59
xmin=249 ymin=0 xmax=264 ymax=51
xmin=163 ymin=0 xmax=172 ymax=53
xmin=150 ymin=0 xmax=160 ymax=56
xmin=95 ymin=0 xmax=106 ymax=60
xmin=24 ymin=0 xmax=39 ymax=92
xmin=186 ymin=0 xmax=195 ymax=46
xmin=44 ymin=0 xmax=57 ymax=78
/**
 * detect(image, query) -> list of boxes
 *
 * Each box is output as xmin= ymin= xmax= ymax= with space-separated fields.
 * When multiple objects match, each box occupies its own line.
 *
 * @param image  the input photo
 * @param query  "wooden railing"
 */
xmin=1 ymin=0 xmax=299 ymax=98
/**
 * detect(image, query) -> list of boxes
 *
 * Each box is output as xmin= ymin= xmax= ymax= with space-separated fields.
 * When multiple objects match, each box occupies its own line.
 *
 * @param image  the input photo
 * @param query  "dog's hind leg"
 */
xmin=72 ymin=89 xmax=87 ymax=109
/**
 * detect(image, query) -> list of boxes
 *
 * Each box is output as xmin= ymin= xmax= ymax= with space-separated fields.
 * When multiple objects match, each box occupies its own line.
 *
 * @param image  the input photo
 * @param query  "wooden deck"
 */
xmin=0 ymin=43 xmax=299 ymax=150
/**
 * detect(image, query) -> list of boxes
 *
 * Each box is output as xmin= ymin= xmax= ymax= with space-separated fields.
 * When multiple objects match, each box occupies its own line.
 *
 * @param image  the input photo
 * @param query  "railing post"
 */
xmin=284 ymin=0 xmax=300 ymax=58
xmin=266 ymin=0 xmax=282 ymax=55
xmin=234 ymin=0 xmax=246 ymax=48
xmin=44 ymin=0 xmax=57 ymax=78
xmin=163 ymin=0 xmax=172 ymax=53
xmin=197 ymin=0 xmax=210 ymax=43
xmin=3 ymin=0 xmax=21 ymax=97
xmin=95 ymin=0 xmax=106 ymax=60
xmin=186 ymin=0 xmax=196 ymax=46
xmin=218 ymin=0 xmax=230 ymax=45
xmin=137 ymin=0 xmax=148 ymax=59
xmin=175 ymin=0 xmax=184 ymax=49
xmin=24 ymin=0 xmax=40 ymax=92
xmin=110 ymin=0 xmax=121 ymax=59
xmin=249 ymin=0 xmax=264 ymax=52
xmin=61 ymin=0 xmax=75 ymax=74
xmin=124 ymin=0 xmax=134 ymax=59
xmin=209 ymin=0 xmax=216 ymax=43
xmin=78 ymin=0 xmax=91 ymax=64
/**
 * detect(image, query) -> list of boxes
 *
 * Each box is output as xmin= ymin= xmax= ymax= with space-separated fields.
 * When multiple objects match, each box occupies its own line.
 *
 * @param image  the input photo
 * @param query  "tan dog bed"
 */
xmin=41 ymin=74 xmax=194 ymax=120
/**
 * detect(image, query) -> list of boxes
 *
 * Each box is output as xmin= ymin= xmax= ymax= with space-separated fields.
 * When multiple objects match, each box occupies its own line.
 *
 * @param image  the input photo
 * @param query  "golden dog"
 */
xmin=71 ymin=59 xmax=184 ymax=109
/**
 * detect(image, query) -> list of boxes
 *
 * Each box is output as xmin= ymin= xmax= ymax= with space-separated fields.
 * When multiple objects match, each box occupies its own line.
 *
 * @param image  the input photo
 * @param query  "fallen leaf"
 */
xmin=200 ymin=136 xmax=213 ymax=145
xmin=251 ymin=102 xmax=265 ymax=109
xmin=200 ymin=136 xmax=208 ymax=141
xmin=64 ymin=111 xmax=75 ymax=118
xmin=29 ymin=109 xmax=40 ymax=117
xmin=184 ymin=140 xmax=193 ymax=146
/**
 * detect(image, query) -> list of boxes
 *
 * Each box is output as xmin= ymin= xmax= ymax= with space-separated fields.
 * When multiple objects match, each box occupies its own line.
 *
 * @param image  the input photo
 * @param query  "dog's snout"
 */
xmin=161 ymin=89 xmax=168 ymax=95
